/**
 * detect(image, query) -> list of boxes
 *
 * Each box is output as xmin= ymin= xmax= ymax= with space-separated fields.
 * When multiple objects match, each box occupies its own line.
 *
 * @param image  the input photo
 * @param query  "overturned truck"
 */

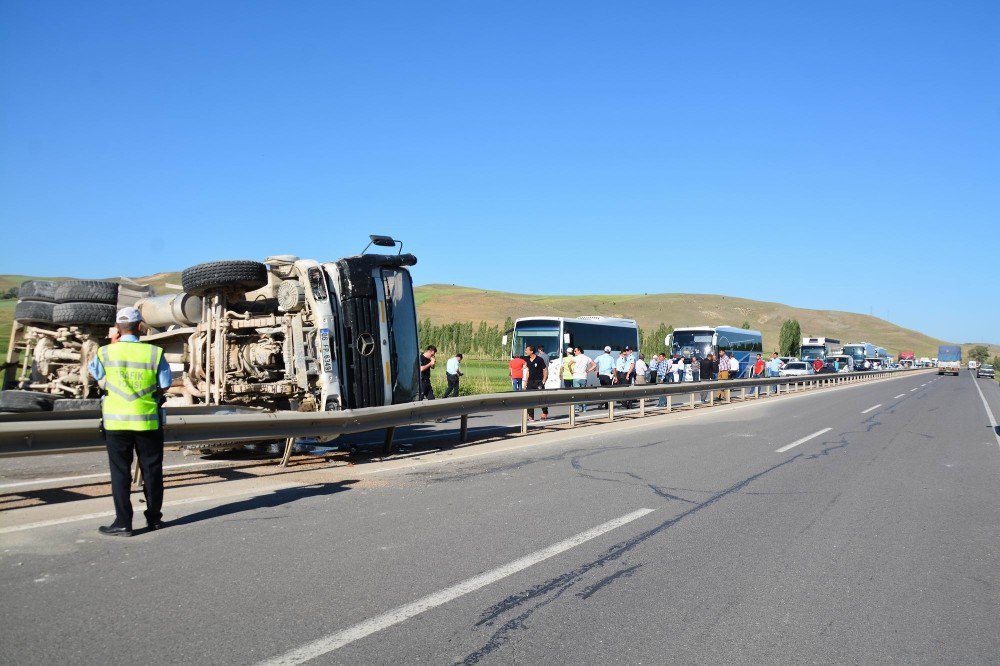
xmin=2 ymin=250 xmax=421 ymax=421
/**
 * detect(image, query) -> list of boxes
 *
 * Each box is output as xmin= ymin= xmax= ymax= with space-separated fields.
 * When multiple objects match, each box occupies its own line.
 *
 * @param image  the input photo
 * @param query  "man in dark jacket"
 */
xmin=699 ymin=354 xmax=715 ymax=403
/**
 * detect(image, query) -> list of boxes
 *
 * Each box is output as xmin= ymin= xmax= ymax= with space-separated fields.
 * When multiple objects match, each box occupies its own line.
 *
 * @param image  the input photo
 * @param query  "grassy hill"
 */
xmin=413 ymin=284 xmax=998 ymax=360
xmin=1 ymin=274 xmax=996 ymax=362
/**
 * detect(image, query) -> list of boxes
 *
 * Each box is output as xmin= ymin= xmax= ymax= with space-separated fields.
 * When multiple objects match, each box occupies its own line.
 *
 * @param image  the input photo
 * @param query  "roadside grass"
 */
xmin=428 ymin=358 xmax=511 ymax=397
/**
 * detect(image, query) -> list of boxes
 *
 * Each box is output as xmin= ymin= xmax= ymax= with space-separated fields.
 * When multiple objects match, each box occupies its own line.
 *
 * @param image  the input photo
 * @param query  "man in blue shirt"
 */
xmin=442 ymin=353 xmax=463 ymax=398
xmin=594 ymin=346 xmax=616 ymax=387
xmin=766 ymin=352 xmax=784 ymax=394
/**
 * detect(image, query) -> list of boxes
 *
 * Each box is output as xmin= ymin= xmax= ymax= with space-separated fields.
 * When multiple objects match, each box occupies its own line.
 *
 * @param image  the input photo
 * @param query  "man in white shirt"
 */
xmin=571 ymin=347 xmax=596 ymax=412
xmin=728 ymin=354 xmax=740 ymax=378
xmin=442 ymin=353 xmax=463 ymax=398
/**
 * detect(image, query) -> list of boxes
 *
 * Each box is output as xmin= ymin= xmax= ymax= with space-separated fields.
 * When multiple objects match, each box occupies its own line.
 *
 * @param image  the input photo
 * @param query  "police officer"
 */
xmin=88 ymin=307 xmax=172 ymax=536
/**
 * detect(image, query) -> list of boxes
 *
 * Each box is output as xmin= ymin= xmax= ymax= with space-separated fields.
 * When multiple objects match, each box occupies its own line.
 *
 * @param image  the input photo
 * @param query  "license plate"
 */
xmin=319 ymin=328 xmax=334 ymax=375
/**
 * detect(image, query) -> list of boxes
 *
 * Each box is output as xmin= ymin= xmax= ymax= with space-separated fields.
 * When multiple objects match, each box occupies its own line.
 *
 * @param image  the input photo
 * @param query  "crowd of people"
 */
xmin=416 ymin=343 xmax=804 ymax=413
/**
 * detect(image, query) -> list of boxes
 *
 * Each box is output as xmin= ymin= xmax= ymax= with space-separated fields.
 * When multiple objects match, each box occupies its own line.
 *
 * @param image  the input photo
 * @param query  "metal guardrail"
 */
xmin=0 ymin=369 xmax=924 ymax=458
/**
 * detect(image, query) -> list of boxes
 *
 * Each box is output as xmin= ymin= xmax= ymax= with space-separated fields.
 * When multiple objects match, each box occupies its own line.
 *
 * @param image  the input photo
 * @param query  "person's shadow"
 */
xmin=155 ymin=480 xmax=358 ymax=531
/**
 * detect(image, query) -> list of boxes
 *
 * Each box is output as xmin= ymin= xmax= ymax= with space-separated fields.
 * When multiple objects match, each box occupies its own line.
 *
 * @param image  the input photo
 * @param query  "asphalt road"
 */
xmin=2 ymin=370 xmax=998 ymax=664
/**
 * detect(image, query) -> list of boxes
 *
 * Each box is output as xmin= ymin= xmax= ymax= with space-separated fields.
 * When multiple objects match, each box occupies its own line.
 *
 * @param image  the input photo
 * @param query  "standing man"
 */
xmin=523 ymin=346 xmax=548 ymax=421
xmin=699 ymin=353 xmax=715 ymax=403
xmin=88 ymin=307 xmax=171 ymax=536
xmin=767 ymin=352 xmax=783 ymax=394
xmin=419 ymin=345 xmax=437 ymax=400
xmin=571 ymin=347 xmax=596 ymax=412
xmin=509 ymin=353 xmax=527 ymax=391
xmin=536 ymin=345 xmax=550 ymax=366
xmin=594 ymin=346 xmax=616 ymax=388
xmin=442 ymin=352 xmax=463 ymax=398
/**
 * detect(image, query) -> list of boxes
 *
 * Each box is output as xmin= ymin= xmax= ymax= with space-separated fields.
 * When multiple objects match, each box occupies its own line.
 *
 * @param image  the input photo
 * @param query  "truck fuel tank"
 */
xmin=137 ymin=293 xmax=203 ymax=328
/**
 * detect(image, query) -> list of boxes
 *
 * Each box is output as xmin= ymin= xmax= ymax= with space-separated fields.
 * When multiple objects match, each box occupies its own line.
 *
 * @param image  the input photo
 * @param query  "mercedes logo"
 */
xmin=356 ymin=333 xmax=376 ymax=357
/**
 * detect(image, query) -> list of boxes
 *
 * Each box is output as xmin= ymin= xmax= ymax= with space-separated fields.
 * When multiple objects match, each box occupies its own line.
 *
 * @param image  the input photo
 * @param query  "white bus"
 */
xmin=667 ymin=326 xmax=763 ymax=378
xmin=504 ymin=316 xmax=640 ymax=363
xmin=800 ymin=337 xmax=841 ymax=362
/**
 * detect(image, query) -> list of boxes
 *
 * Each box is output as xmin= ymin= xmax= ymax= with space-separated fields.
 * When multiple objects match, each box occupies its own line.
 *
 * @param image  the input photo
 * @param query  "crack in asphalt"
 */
xmin=458 ymin=453 xmax=804 ymax=664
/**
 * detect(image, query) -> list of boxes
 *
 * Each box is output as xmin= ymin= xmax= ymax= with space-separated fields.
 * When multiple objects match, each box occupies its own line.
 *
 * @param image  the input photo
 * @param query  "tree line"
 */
xmin=417 ymin=318 xmax=806 ymax=360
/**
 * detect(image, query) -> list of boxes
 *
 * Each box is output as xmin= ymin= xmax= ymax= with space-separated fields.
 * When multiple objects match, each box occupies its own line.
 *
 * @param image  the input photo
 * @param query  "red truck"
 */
xmin=899 ymin=351 xmax=915 ymax=368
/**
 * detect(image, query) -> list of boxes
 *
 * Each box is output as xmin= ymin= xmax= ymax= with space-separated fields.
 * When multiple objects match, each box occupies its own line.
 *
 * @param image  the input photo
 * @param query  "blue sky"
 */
xmin=1 ymin=1 xmax=996 ymax=343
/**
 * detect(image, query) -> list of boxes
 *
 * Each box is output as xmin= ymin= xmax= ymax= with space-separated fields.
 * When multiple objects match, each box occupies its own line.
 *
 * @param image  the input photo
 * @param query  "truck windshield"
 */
xmin=800 ymin=346 xmax=826 ymax=361
xmin=382 ymin=269 xmax=420 ymax=404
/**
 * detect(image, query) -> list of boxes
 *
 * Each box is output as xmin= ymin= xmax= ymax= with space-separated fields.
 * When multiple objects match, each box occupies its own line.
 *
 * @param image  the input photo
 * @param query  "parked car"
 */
xmin=816 ymin=363 xmax=839 ymax=374
xmin=780 ymin=361 xmax=814 ymax=377
xmin=825 ymin=354 xmax=854 ymax=373
xmin=977 ymin=364 xmax=995 ymax=379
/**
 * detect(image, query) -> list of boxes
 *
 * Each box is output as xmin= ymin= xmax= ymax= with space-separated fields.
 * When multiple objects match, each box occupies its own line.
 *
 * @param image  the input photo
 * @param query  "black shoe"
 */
xmin=98 ymin=525 xmax=133 ymax=537
xmin=146 ymin=520 xmax=165 ymax=531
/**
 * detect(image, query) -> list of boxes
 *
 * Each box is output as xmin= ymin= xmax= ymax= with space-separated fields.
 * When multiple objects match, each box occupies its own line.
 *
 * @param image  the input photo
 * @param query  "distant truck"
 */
xmin=899 ymin=351 xmax=915 ymax=368
xmin=842 ymin=342 xmax=877 ymax=371
xmin=937 ymin=345 xmax=962 ymax=376
xmin=800 ymin=337 xmax=841 ymax=362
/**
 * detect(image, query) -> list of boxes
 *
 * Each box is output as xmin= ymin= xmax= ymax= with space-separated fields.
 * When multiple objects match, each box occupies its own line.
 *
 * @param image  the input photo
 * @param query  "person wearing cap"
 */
xmin=594 ymin=346 xmax=616 ymax=387
xmin=87 ymin=306 xmax=172 ymax=537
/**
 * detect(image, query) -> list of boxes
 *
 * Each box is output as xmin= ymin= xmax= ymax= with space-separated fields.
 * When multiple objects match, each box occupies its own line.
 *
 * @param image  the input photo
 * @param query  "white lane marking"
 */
xmin=893 ymin=394 xmax=906 ymax=399
xmin=969 ymin=374 xmax=1000 ymax=451
xmin=775 ymin=427 xmax=832 ymax=453
xmin=0 ymin=459 xmax=230 ymax=491
xmin=910 ymin=388 xmax=919 ymax=392
xmin=256 ymin=508 xmax=655 ymax=666
xmin=0 ymin=481 xmax=303 ymax=534
xmin=861 ymin=404 xmax=882 ymax=414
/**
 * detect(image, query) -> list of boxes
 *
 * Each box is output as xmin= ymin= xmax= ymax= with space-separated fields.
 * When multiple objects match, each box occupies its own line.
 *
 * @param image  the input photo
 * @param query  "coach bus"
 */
xmin=504 ymin=316 xmax=640 ymax=362
xmin=666 ymin=326 xmax=763 ymax=378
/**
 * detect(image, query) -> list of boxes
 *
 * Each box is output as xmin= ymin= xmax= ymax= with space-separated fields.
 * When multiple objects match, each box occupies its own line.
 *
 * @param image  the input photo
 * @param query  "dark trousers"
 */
xmin=105 ymin=429 xmax=164 ymax=528
xmin=526 ymin=379 xmax=548 ymax=418
xmin=420 ymin=377 xmax=435 ymax=400
xmin=442 ymin=373 xmax=460 ymax=398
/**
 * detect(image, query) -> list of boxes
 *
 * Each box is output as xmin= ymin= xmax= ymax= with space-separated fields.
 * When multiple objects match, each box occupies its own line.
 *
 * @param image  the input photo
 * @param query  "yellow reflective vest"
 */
xmin=97 ymin=342 xmax=164 ymax=431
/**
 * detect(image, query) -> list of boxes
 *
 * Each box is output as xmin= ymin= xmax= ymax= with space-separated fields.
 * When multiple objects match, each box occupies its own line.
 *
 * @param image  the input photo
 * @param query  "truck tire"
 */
xmin=52 ymin=398 xmax=103 ymax=412
xmin=53 ymin=302 xmax=117 ymax=326
xmin=0 ymin=390 xmax=56 ymax=413
xmin=18 ymin=280 xmax=58 ymax=302
xmin=14 ymin=300 xmax=55 ymax=324
xmin=182 ymin=260 xmax=269 ymax=296
xmin=55 ymin=280 xmax=119 ymax=305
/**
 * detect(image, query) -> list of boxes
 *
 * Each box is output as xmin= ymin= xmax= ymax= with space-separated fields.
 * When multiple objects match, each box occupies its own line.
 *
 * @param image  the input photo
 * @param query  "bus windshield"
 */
xmin=512 ymin=323 xmax=562 ymax=358
xmin=671 ymin=330 xmax=713 ymax=358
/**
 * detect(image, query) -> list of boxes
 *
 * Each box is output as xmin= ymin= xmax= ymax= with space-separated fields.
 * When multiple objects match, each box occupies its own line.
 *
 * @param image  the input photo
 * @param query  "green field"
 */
xmin=427 ymin=358 xmax=510 ymax=397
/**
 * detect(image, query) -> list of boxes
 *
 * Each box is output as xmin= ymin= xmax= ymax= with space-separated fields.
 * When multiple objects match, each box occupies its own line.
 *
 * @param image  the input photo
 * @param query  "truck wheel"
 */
xmin=53 ymin=302 xmax=117 ymax=326
xmin=55 ymin=280 xmax=119 ymax=305
xmin=0 ymin=390 xmax=57 ymax=412
xmin=14 ymin=300 xmax=55 ymax=324
xmin=52 ymin=398 xmax=103 ymax=412
xmin=182 ymin=260 xmax=268 ymax=296
xmin=18 ymin=280 xmax=58 ymax=302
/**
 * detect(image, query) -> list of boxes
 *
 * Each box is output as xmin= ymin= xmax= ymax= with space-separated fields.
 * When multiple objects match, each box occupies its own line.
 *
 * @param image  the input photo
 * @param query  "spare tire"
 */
xmin=182 ymin=260 xmax=268 ymax=296
xmin=0 ymin=390 xmax=57 ymax=413
xmin=52 ymin=398 xmax=103 ymax=412
xmin=53 ymin=302 xmax=117 ymax=326
xmin=18 ymin=280 xmax=58 ymax=302
xmin=14 ymin=300 xmax=55 ymax=324
xmin=55 ymin=280 xmax=119 ymax=304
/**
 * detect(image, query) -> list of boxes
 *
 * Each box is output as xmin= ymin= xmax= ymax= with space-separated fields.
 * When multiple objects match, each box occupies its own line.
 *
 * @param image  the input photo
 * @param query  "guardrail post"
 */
xmin=381 ymin=427 xmax=395 ymax=458
xmin=639 ymin=398 xmax=646 ymax=417
xmin=709 ymin=389 xmax=715 ymax=406
xmin=688 ymin=392 xmax=695 ymax=410
xmin=459 ymin=415 xmax=469 ymax=443
xmin=521 ymin=409 xmax=528 ymax=435
xmin=666 ymin=395 xmax=672 ymax=412
xmin=569 ymin=404 xmax=576 ymax=427
xmin=608 ymin=400 xmax=615 ymax=422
